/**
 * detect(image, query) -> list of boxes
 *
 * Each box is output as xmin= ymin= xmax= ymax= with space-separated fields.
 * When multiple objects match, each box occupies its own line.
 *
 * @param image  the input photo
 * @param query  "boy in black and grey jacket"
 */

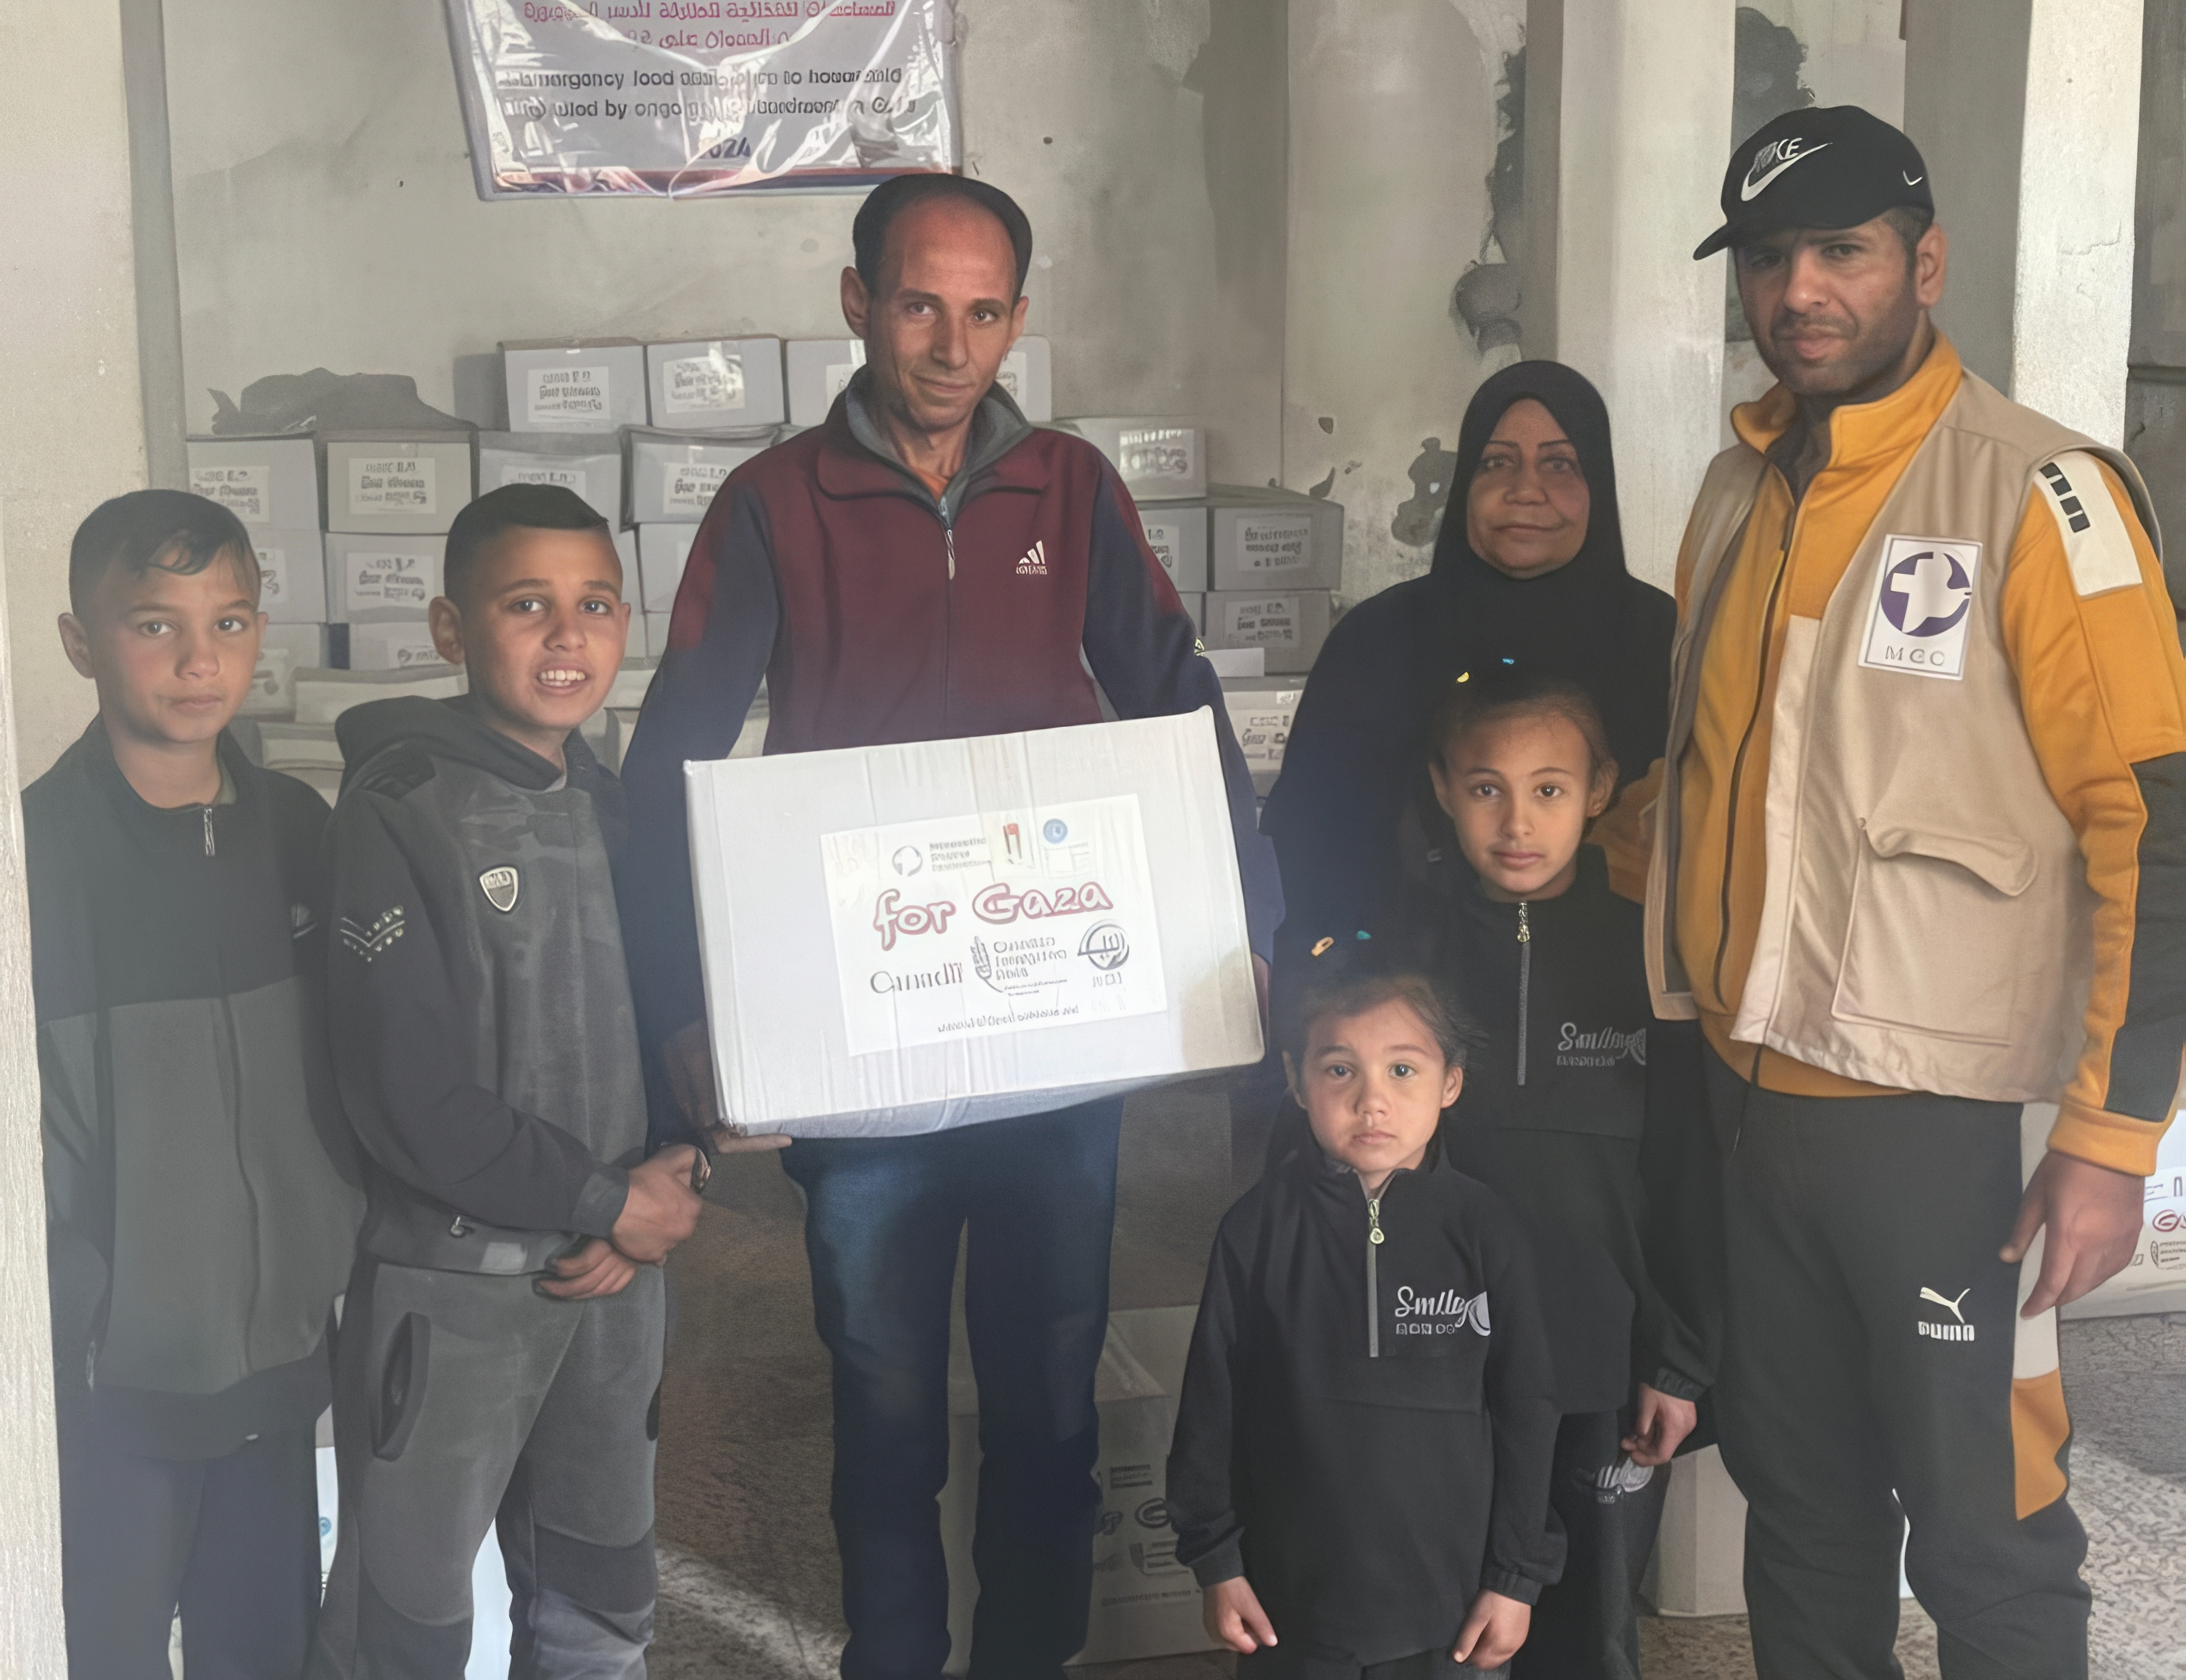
xmin=1168 ymin=948 xmax=1563 ymax=1678
xmin=29 ymin=491 xmax=363 ymax=1679
xmin=308 ymin=486 xmax=727 ymax=1680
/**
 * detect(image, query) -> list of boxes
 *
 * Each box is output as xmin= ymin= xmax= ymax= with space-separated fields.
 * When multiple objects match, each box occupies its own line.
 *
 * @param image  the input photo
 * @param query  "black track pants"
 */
xmin=58 ymin=1421 xmax=321 ymax=1680
xmin=1511 ymin=1410 xmax=1667 ymax=1680
xmin=1705 ymin=1053 xmax=2089 ymax=1680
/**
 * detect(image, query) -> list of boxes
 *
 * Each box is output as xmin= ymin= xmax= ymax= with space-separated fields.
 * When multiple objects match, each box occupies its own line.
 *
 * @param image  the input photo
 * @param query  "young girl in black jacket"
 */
xmin=1168 ymin=948 xmax=1565 ymax=1678
xmin=1395 ymin=666 xmax=1716 ymax=1680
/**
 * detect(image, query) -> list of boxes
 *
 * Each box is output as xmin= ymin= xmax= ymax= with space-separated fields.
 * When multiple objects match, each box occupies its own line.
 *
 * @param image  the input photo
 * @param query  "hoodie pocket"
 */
xmin=372 ymin=1311 xmax=431 ymax=1462
xmin=1832 ymin=822 xmax=2034 ymax=1046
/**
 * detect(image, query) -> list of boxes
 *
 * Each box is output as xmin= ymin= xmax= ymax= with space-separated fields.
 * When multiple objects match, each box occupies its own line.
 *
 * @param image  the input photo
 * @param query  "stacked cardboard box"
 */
xmin=1140 ymin=485 xmax=1344 ymax=674
xmin=188 ymin=434 xmax=325 ymax=625
xmin=321 ymin=429 xmax=472 ymax=672
xmin=644 ymin=338 xmax=786 ymax=430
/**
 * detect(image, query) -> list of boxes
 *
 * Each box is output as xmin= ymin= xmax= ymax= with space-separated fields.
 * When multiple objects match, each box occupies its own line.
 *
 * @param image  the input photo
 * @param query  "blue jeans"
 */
xmin=781 ymin=1099 xmax=1124 ymax=1680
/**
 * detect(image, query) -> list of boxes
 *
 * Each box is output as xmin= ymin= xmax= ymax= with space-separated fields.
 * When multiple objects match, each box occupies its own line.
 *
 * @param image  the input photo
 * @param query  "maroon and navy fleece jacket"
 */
xmin=616 ymin=376 xmax=1282 ymax=1103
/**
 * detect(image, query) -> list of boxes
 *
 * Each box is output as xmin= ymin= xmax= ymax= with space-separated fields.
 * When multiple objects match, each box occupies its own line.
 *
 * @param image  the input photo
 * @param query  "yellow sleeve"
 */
xmin=2001 ymin=457 xmax=2186 ymax=1175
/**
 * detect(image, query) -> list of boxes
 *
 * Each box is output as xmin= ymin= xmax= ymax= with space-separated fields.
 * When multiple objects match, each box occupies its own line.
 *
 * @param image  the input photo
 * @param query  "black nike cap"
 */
xmin=1694 ymin=104 xmax=1933 ymax=260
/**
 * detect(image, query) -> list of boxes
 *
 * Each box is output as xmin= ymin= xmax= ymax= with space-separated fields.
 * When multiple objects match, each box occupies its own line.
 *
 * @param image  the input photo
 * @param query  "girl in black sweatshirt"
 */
xmin=1167 ymin=948 xmax=1565 ymax=1678
xmin=1392 ymin=666 xmax=1717 ymax=1680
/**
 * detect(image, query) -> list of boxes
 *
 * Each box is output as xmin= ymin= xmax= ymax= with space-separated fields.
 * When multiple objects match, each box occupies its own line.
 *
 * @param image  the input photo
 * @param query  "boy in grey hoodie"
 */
xmin=309 ymin=486 xmax=761 ymax=1679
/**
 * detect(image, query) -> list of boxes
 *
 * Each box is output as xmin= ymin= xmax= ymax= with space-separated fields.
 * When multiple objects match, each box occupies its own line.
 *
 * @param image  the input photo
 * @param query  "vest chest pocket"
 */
xmin=1832 ymin=822 xmax=2035 ymax=1046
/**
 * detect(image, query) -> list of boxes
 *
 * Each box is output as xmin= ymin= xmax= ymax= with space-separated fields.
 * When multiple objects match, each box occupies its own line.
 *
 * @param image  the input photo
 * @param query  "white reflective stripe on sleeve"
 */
xmin=2035 ymin=451 xmax=2144 ymax=599
xmin=2014 ymin=1102 xmax=2062 ymax=1381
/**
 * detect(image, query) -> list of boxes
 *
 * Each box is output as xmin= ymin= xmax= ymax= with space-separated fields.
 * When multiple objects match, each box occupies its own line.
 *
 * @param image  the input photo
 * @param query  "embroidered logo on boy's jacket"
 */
xmin=1595 ymin=1459 xmax=1657 ymax=1503
xmin=479 ymin=866 xmax=521 ymax=913
xmin=340 ymin=906 xmax=406 ymax=962
xmin=1391 ymin=1285 xmax=1491 ymax=1337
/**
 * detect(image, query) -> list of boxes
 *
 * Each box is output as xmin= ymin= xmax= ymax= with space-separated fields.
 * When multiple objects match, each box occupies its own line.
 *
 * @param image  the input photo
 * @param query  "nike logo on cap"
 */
xmin=1741 ymin=137 xmax=1830 ymax=202
xmin=1904 ymin=171 xmax=1924 ymax=185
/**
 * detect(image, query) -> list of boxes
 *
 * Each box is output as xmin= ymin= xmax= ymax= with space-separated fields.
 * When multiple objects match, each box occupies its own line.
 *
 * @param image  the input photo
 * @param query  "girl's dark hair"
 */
xmin=1426 ymin=663 xmax=1616 ymax=781
xmin=69 ymin=489 xmax=259 ymax=616
xmin=1279 ymin=938 xmax=1481 ymax=1072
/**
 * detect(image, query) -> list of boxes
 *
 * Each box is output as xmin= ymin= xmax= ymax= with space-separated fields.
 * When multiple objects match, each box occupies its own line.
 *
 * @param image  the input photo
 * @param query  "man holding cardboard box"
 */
xmin=619 ymin=175 xmax=1279 ymax=1680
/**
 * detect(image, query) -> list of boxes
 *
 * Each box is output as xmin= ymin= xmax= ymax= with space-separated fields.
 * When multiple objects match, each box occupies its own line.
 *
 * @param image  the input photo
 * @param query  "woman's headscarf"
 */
xmin=1261 ymin=360 xmax=1674 ymax=944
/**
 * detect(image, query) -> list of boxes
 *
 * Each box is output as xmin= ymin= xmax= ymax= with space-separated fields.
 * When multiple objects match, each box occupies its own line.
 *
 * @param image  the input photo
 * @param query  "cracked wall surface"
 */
xmin=161 ymin=0 xmax=1289 ymax=486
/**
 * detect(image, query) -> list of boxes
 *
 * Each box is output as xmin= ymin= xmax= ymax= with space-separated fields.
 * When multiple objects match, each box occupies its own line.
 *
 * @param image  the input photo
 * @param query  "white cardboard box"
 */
xmin=627 ymin=432 xmax=768 ymax=525
xmin=636 ymin=525 xmax=698 ymax=616
xmin=1060 ymin=419 xmax=1206 ymax=502
xmin=500 ymin=338 xmax=648 ymax=434
xmin=324 ymin=532 xmax=446 ymax=624
xmin=1202 ymin=590 xmax=1333 ymax=675
xmin=322 ymin=433 xmax=474 ymax=535
xmin=1137 ymin=506 xmax=1208 ymax=593
xmin=188 ymin=435 xmax=320 ymax=529
xmin=242 ymin=622 xmax=330 ymax=719
xmin=250 ymin=528 xmax=327 ymax=624
xmin=1208 ymin=489 xmax=1343 ymax=593
xmin=295 ymin=665 xmax=466 ymax=726
xmin=686 ymin=710 xmax=1262 ymax=1137
xmin=477 ymin=434 xmax=624 ymax=525
xmin=348 ymin=622 xmax=452 ymax=672
xmin=995 ymin=336 xmax=1052 ymax=423
xmin=786 ymin=338 xmax=867 ymax=426
xmin=645 ymin=337 xmax=787 ymax=430
xmin=1219 ymin=679 xmax=1306 ymax=797
xmin=942 ymin=1306 xmax=1211 ymax=1673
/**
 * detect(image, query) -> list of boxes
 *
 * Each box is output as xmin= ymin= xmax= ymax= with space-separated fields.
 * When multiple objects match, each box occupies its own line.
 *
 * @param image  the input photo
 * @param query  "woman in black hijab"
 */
xmin=1261 ymin=360 xmax=1674 ymax=943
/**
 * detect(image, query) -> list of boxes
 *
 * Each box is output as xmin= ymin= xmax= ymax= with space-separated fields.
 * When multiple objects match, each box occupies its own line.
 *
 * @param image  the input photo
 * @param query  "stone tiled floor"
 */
xmin=649 ymin=1085 xmax=2186 ymax=1678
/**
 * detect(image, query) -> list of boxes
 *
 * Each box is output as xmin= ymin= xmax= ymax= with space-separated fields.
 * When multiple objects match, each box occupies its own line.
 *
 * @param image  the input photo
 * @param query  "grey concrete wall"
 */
xmin=1285 ymin=0 xmax=1524 ymax=604
xmin=162 ymin=0 xmax=1288 ymax=486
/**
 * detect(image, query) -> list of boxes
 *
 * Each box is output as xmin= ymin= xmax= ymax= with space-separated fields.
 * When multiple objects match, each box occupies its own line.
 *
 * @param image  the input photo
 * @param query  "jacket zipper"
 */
xmin=1516 ymin=900 xmax=1532 ymax=1086
xmin=941 ymin=512 xmax=957 ymax=732
xmin=1711 ymin=494 xmax=1797 ymax=1008
xmin=1365 ymin=1188 xmax=1385 ymax=1358
xmin=202 ymin=805 xmax=216 ymax=857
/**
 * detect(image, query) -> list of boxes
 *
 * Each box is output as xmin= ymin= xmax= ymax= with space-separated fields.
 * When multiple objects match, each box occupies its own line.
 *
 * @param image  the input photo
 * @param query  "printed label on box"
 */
xmin=1222 ymin=692 xmax=1303 ymax=777
xmin=1118 ymin=428 xmax=1195 ymax=484
xmin=664 ymin=349 xmax=746 ymax=415
xmin=253 ymin=545 xmax=290 ymax=607
xmin=820 ymin=795 xmax=1167 ymax=1056
xmin=996 ymin=350 xmax=1028 ymax=403
xmin=192 ymin=464 xmax=268 ymax=523
xmin=498 ymin=464 xmax=588 ymax=498
xmin=1140 ymin=520 xmax=1181 ymax=577
xmin=666 ymin=460 xmax=732 ymax=515
xmin=823 ymin=343 xmax=867 ymax=404
xmin=1218 ymin=598 xmax=1300 ymax=648
xmin=1234 ymin=514 xmax=1314 ymax=575
xmin=348 ymin=455 xmax=438 ymax=516
xmin=386 ymin=636 xmax=446 ymax=668
xmin=347 ymin=552 xmax=434 ymax=610
xmin=526 ymin=364 xmax=611 ymax=426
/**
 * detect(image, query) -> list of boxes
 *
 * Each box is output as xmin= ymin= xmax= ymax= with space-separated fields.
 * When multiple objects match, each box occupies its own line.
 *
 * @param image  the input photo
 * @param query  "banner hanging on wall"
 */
xmin=442 ymin=0 xmax=958 ymax=199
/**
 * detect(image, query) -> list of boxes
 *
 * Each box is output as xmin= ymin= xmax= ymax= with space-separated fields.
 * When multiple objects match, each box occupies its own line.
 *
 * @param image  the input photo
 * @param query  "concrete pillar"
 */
xmin=1905 ymin=0 xmax=2144 ymax=445
xmin=1522 ymin=0 xmax=1737 ymax=590
xmin=0 ymin=0 xmax=147 ymax=1664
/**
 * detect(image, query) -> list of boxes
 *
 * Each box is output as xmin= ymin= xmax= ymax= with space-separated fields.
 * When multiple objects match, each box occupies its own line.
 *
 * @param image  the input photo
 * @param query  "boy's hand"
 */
xmin=1622 ymin=1382 xmax=1698 ymax=1467
xmin=611 ymin=1148 xmax=706 ymax=1263
xmin=538 ymin=1237 xmax=640 ymax=1300
xmin=1452 ymin=1588 xmax=1529 ymax=1670
xmin=1202 ymin=1576 xmax=1278 ymax=1654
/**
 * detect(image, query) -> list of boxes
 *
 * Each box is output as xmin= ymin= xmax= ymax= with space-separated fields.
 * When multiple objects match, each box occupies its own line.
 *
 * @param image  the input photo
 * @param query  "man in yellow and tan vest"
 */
xmin=1652 ymin=106 xmax=2186 ymax=1678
